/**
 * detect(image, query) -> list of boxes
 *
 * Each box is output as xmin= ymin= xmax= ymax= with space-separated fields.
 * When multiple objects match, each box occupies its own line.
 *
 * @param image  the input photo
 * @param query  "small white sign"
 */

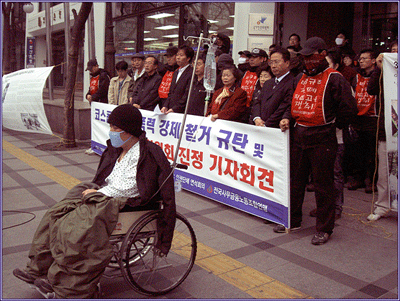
xmin=248 ymin=37 xmax=273 ymax=53
xmin=248 ymin=13 xmax=274 ymax=35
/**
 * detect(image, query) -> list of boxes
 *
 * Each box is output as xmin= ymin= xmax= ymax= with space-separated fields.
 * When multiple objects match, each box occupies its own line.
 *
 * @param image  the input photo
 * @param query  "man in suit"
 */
xmin=252 ymin=46 xmax=294 ymax=128
xmin=161 ymin=45 xmax=194 ymax=114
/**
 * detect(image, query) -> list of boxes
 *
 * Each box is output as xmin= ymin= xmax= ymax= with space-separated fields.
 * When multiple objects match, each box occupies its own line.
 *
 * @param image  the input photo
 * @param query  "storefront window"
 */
xmin=185 ymin=2 xmax=234 ymax=41
xmin=114 ymin=17 xmax=137 ymax=57
xmin=113 ymin=2 xmax=235 ymax=57
xmin=144 ymin=7 xmax=180 ymax=53
xmin=370 ymin=3 xmax=398 ymax=53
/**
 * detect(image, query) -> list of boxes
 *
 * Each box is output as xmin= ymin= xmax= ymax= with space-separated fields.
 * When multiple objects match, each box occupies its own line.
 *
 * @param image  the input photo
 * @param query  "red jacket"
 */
xmin=207 ymin=84 xmax=248 ymax=122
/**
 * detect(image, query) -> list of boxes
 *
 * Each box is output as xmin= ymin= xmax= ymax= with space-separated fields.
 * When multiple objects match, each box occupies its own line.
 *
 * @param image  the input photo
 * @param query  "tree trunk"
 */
xmin=63 ymin=2 xmax=93 ymax=148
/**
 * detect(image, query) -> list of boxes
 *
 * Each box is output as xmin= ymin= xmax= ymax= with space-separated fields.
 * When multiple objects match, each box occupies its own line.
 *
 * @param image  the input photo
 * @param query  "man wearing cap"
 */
xmin=238 ymin=50 xmax=251 ymax=72
xmin=127 ymin=53 xmax=146 ymax=102
xmin=85 ymin=58 xmax=110 ymax=104
xmin=158 ymin=46 xmax=179 ymax=105
xmin=275 ymin=37 xmax=357 ymax=245
xmin=240 ymin=48 xmax=268 ymax=107
xmin=13 ymin=104 xmax=176 ymax=298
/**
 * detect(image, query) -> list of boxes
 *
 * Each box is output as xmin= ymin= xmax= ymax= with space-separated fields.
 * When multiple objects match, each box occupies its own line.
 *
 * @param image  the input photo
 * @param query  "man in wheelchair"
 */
xmin=13 ymin=104 xmax=176 ymax=298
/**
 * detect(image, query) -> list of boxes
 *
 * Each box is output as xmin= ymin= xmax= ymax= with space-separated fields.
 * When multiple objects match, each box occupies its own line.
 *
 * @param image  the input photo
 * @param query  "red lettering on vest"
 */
xmin=241 ymin=71 xmax=258 ymax=106
xmin=355 ymin=74 xmax=377 ymax=116
xmin=158 ymin=71 xmax=174 ymax=99
xmin=89 ymin=75 xmax=99 ymax=95
xmin=291 ymin=69 xmax=340 ymax=127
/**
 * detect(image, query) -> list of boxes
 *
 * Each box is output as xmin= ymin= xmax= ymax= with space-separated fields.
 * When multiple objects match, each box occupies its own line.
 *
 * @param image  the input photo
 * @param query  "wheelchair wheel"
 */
xmin=109 ymin=235 xmax=154 ymax=269
xmin=120 ymin=211 xmax=197 ymax=295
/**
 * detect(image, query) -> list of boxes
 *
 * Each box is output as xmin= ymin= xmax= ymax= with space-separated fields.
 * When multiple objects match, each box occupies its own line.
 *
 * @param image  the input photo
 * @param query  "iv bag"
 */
xmin=203 ymin=43 xmax=217 ymax=97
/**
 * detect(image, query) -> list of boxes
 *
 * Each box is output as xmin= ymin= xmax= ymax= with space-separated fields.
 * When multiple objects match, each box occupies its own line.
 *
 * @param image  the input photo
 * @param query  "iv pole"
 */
xmin=171 ymin=33 xmax=215 ymax=169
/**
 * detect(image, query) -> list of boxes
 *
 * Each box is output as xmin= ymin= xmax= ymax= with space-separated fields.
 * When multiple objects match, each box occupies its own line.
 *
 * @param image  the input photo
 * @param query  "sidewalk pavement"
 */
xmin=2 ymin=128 xmax=398 ymax=299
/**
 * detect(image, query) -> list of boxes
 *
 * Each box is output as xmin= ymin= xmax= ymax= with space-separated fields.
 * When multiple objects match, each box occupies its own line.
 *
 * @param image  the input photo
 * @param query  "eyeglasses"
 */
xmin=358 ymin=57 xmax=371 ymax=62
xmin=268 ymin=60 xmax=283 ymax=66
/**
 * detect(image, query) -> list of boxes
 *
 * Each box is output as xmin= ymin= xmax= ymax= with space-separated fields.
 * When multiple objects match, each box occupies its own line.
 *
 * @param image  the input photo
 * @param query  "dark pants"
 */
xmin=334 ymin=143 xmax=345 ymax=214
xmin=346 ymin=116 xmax=378 ymax=184
xmin=290 ymin=124 xmax=337 ymax=234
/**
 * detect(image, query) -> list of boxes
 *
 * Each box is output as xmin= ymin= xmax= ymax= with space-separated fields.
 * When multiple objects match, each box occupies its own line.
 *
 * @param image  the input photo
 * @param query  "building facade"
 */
xmin=23 ymin=2 xmax=398 ymax=100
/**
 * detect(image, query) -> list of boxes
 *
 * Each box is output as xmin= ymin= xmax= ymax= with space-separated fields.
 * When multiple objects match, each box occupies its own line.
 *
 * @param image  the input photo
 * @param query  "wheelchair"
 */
xmin=107 ymin=203 xmax=197 ymax=296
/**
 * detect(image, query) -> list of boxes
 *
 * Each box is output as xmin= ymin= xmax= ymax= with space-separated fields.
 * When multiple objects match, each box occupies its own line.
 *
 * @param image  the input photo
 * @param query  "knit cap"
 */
xmin=107 ymin=104 xmax=143 ymax=137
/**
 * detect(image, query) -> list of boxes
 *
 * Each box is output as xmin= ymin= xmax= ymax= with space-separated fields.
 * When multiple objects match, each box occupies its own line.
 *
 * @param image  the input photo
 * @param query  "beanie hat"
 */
xmin=217 ymin=54 xmax=234 ymax=70
xmin=107 ymin=104 xmax=143 ymax=137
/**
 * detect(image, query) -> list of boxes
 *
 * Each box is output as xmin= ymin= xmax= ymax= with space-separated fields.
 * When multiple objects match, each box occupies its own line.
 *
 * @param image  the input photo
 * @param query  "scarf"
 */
xmin=215 ymin=87 xmax=230 ymax=105
xmin=304 ymin=53 xmax=326 ymax=74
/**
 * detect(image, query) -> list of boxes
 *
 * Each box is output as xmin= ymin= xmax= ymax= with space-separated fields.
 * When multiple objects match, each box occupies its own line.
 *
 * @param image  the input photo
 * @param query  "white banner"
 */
xmin=91 ymin=102 xmax=291 ymax=227
xmin=2 ymin=67 xmax=53 ymax=135
xmin=382 ymin=53 xmax=398 ymax=210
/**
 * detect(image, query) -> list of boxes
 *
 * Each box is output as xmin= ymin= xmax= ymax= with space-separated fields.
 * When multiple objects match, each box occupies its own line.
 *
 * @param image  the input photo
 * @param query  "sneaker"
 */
xmin=13 ymin=268 xmax=37 ymax=284
xmin=367 ymin=213 xmax=381 ymax=221
xmin=34 ymin=278 xmax=55 ymax=299
xmin=309 ymin=208 xmax=317 ymax=217
xmin=311 ymin=232 xmax=330 ymax=245
xmin=273 ymin=224 xmax=301 ymax=233
xmin=85 ymin=148 xmax=95 ymax=155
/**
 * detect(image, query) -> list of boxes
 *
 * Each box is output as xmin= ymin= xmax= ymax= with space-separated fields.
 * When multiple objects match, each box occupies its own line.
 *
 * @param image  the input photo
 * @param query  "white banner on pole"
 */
xmin=91 ymin=102 xmax=291 ymax=227
xmin=2 ymin=67 xmax=53 ymax=135
xmin=382 ymin=53 xmax=398 ymax=210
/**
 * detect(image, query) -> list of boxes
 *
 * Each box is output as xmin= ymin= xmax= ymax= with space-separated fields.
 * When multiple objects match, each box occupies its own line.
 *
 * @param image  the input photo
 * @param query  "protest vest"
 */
xmin=89 ymin=75 xmax=100 ymax=95
xmin=355 ymin=73 xmax=377 ymax=116
xmin=240 ymin=71 xmax=258 ymax=106
xmin=291 ymin=68 xmax=340 ymax=127
xmin=158 ymin=70 xmax=174 ymax=99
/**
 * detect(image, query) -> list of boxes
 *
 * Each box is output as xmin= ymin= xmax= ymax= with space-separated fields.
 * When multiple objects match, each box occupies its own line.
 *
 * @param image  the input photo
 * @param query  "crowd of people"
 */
xmin=11 ymin=30 xmax=398 ymax=299
xmin=84 ymin=32 xmax=398 ymax=245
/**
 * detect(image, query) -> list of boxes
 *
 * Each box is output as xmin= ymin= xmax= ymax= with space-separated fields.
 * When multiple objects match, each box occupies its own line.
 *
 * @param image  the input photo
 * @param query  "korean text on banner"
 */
xmin=91 ymin=102 xmax=290 ymax=227
xmin=2 ymin=67 xmax=53 ymax=135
